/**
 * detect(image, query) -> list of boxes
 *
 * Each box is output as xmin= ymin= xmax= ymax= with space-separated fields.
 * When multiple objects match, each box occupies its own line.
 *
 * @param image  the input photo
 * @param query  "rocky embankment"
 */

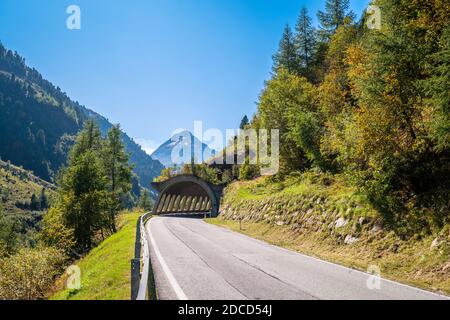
xmin=220 ymin=191 xmax=384 ymax=246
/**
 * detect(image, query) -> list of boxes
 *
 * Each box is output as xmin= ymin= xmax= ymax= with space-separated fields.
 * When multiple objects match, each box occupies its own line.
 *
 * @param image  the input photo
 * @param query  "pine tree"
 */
xmin=239 ymin=115 xmax=249 ymax=130
xmin=317 ymin=0 xmax=354 ymax=41
xmin=272 ymin=24 xmax=299 ymax=74
xmin=295 ymin=7 xmax=317 ymax=79
xmin=102 ymin=125 xmax=133 ymax=233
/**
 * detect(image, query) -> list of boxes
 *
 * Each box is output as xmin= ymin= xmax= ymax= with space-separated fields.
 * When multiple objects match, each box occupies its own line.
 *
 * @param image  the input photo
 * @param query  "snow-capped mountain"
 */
xmin=151 ymin=131 xmax=216 ymax=168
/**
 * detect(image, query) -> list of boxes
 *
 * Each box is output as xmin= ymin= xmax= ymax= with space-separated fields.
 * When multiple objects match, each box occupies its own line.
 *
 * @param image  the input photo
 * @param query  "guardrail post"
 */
xmin=131 ymin=258 xmax=141 ymax=300
xmin=134 ymin=218 xmax=142 ymax=260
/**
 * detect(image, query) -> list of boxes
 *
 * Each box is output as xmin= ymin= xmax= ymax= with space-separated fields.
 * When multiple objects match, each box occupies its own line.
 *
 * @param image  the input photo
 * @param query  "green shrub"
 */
xmin=0 ymin=246 xmax=66 ymax=300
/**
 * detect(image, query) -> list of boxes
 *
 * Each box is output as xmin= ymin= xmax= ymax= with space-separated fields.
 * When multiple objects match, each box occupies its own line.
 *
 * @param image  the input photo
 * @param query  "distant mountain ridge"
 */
xmin=0 ymin=42 xmax=163 ymax=189
xmin=151 ymin=130 xmax=216 ymax=167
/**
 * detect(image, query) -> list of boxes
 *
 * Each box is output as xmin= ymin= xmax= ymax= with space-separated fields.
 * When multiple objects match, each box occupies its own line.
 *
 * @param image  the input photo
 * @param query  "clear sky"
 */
xmin=0 ymin=0 xmax=369 ymax=154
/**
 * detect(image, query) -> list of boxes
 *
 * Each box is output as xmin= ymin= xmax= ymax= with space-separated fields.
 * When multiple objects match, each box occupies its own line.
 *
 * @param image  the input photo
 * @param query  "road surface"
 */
xmin=146 ymin=215 xmax=448 ymax=300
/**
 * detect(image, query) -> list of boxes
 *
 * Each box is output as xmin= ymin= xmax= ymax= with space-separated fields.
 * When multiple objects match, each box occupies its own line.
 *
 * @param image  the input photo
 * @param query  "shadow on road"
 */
xmin=157 ymin=213 xmax=209 ymax=219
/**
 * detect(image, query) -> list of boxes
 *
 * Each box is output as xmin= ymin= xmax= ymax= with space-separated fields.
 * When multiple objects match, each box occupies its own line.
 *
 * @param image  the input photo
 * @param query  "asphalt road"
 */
xmin=146 ymin=215 xmax=448 ymax=300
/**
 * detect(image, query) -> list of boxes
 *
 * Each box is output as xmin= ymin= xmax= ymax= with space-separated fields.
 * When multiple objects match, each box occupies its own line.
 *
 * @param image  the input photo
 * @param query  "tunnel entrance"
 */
xmin=151 ymin=175 xmax=224 ymax=217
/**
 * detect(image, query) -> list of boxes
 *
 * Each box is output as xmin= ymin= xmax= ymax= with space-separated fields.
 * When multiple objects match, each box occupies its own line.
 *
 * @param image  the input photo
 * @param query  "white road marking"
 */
xmin=205 ymin=221 xmax=449 ymax=299
xmin=147 ymin=223 xmax=188 ymax=300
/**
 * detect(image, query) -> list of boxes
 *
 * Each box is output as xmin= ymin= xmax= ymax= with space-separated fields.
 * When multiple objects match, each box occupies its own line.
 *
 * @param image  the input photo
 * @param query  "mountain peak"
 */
xmin=152 ymin=131 xmax=216 ymax=167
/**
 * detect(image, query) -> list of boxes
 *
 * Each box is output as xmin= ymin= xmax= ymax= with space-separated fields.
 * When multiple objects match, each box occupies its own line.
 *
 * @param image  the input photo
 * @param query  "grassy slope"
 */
xmin=0 ymin=160 xmax=55 ymax=216
xmin=51 ymin=212 xmax=140 ymax=300
xmin=208 ymin=173 xmax=450 ymax=295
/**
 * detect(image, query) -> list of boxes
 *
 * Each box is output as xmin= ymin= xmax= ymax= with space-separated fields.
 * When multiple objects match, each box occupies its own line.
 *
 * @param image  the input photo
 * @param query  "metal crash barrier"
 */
xmin=131 ymin=212 xmax=152 ymax=300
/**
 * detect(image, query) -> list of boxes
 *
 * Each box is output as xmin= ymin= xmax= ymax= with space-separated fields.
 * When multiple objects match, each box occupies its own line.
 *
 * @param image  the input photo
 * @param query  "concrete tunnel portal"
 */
xmin=151 ymin=175 xmax=224 ymax=217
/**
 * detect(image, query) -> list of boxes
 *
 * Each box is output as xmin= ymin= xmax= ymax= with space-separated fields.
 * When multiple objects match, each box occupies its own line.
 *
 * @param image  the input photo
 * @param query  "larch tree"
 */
xmin=102 ymin=125 xmax=133 ymax=233
xmin=58 ymin=121 xmax=107 ymax=252
xmin=341 ymin=0 xmax=450 ymax=227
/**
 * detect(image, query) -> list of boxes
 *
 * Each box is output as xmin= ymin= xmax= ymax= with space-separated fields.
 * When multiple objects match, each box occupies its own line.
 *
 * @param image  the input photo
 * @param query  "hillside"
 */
xmin=210 ymin=172 xmax=450 ymax=295
xmin=0 ymin=159 xmax=56 ymax=248
xmin=0 ymin=43 xmax=163 ymax=189
xmin=80 ymin=108 xmax=164 ymax=189
xmin=152 ymin=130 xmax=216 ymax=167
xmin=50 ymin=212 xmax=141 ymax=300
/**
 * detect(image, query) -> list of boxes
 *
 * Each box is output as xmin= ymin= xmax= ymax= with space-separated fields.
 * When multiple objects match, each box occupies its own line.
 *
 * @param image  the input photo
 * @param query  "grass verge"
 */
xmin=50 ymin=212 xmax=141 ymax=300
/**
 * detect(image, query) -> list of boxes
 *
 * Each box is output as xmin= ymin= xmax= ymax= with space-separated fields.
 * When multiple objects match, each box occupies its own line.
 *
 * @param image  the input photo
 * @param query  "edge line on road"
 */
xmin=203 ymin=220 xmax=450 ymax=300
xmin=147 ymin=221 xmax=188 ymax=300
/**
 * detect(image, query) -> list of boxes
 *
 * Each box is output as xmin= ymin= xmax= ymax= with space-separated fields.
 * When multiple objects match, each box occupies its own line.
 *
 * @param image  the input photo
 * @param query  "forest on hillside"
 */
xmin=0 ymin=0 xmax=449 ymax=300
xmin=155 ymin=0 xmax=450 ymax=238
xmin=0 ymin=43 xmax=163 ymax=189
xmin=207 ymin=0 xmax=449 ymax=237
xmin=0 ymin=120 xmax=154 ymax=299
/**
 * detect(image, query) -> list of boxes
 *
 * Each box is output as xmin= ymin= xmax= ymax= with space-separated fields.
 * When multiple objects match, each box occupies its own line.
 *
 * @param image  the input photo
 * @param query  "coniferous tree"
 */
xmin=0 ymin=205 xmax=18 ymax=255
xmin=317 ymin=0 xmax=354 ymax=41
xmin=69 ymin=120 xmax=103 ymax=160
xmin=295 ymin=7 xmax=317 ymax=79
xmin=39 ymin=188 xmax=48 ymax=210
xmin=272 ymin=24 xmax=299 ymax=74
xmin=30 ymin=194 xmax=41 ymax=211
xmin=102 ymin=125 xmax=132 ymax=233
xmin=340 ymin=0 xmax=450 ymax=227
xmin=58 ymin=121 xmax=107 ymax=252
xmin=239 ymin=115 xmax=249 ymax=130
xmin=425 ymin=26 xmax=450 ymax=151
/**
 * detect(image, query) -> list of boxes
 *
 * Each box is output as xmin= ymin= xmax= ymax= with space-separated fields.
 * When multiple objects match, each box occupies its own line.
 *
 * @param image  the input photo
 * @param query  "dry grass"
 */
xmin=0 ymin=164 xmax=55 ymax=216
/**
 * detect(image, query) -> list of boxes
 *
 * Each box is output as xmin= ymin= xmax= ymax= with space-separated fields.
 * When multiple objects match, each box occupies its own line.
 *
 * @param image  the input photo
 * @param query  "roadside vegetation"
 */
xmin=50 ymin=212 xmax=140 ymax=300
xmin=1 ymin=121 xmax=149 ymax=300
xmin=0 ymin=160 xmax=54 ymax=253
xmin=155 ymin=1 xmax=450 ymax=241
xmin=208 ymin=171 xmax=450 ymax=295
xmin=0 ymin=246 xmax=66 ymax=300
xmin=208 ymin=0 xmax=449 ymax=296
xmin=239 ymin=0 xmax=450 ymax=238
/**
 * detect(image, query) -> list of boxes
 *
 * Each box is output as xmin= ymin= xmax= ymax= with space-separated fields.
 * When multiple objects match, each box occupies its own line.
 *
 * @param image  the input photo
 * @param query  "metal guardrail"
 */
xmin=131 ymin=212 xmax=152 ymax=300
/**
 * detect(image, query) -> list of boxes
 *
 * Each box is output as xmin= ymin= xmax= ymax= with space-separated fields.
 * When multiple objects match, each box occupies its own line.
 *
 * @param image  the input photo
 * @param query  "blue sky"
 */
xmin=0 ymin=0 xmax=369 ymax=154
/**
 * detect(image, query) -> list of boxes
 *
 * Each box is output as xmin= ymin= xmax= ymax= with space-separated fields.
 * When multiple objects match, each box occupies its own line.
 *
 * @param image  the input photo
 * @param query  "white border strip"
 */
xmin=147 ymin=221 xmax=188 ymax=300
